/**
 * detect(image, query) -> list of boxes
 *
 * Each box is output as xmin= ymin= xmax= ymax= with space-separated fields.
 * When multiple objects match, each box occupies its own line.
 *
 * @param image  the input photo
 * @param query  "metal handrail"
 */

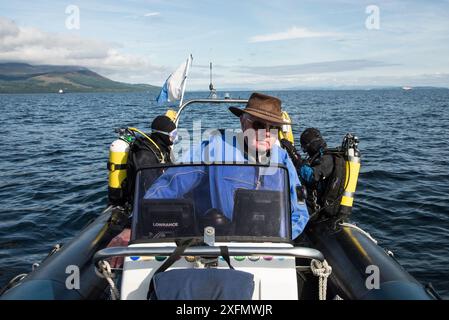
xmin=175 ymin=98 xmax=248 ymax=126
xmin=93 ymin=245 xmax=325 ymax=264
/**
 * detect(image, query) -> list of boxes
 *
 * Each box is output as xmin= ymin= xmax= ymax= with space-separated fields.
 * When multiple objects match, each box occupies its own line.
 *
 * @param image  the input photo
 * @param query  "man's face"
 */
xmin=240 ymin=114 xmax=280 ymax=153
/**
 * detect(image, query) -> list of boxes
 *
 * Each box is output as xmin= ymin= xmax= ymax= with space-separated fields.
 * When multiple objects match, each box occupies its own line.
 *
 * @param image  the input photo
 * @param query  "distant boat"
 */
xmin=402 ymin=86 xmax=413 ymax=91
xmin=58 ymin=89 xmax=64 ymax=94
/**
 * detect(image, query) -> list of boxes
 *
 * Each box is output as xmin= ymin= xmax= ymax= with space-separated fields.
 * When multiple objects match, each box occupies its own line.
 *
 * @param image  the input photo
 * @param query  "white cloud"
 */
xmin=249 ymin=26 xmax=340 ymax=43
xmin=144 ymin=12 xmax=160 ymax=17
xmin=0 ymin=17 xmax=166 ymax=83
xmin=0 ymin=17 xmax=19 ymax=39
xmin=238 ymin=60 xmax=397 ymax=75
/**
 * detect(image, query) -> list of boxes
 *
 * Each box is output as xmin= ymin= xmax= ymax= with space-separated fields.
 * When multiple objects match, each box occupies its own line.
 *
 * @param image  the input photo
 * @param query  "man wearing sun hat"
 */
xmin=229 ymin=92 xmax=291 ymax=158
xmin=145 ymin=92 xmax=309 ymax=239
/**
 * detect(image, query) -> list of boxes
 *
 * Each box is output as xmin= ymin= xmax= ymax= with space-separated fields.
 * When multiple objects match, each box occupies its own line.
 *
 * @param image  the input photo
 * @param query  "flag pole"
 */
xmin=178 ymin=54 xmax=193 ymax=109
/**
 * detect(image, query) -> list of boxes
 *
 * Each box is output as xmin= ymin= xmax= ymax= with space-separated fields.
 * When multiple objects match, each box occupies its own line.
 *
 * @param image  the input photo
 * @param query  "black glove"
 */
xmin=280 ymin=139 xmax=303 ymax=169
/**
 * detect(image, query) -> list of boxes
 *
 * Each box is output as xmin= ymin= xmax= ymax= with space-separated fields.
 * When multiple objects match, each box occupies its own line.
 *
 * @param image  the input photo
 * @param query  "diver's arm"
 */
xmin=280 ymin=139 xmax=303 ymax=168
xmin=299 ymin=154 xmax=334 ymax=186
xmin=299 ymin=164 xmax=314 ymax=185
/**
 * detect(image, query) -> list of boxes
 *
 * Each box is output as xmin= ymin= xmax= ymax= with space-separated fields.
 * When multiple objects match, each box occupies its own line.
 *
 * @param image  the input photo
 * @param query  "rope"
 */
xmin=311 ymin=259 xmax=332 ymax=300
xmin=96 ymin=260 xmax=120 ymax=300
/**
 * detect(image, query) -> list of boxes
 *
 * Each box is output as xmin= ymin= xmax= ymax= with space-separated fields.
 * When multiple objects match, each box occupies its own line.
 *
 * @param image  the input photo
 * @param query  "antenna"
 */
xmin=208 ymin=62 xmax=217 ymax=99
xmin=209 ymin=62 xmax=214 ymax=91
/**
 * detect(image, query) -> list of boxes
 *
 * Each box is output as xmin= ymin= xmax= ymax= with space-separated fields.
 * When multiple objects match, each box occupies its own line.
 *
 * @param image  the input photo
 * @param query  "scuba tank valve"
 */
xmin=278 ymin=111 xmax=295 ymax=145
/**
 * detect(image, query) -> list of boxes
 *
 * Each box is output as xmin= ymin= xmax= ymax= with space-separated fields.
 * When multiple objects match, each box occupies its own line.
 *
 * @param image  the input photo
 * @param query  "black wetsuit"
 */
xmin=299 ymin=153 xmax=334 ymax=190
xmin=125 ymin=132 xmax=173 ymax=205
xmin=280 ymin=139 xmax=336 ymax=217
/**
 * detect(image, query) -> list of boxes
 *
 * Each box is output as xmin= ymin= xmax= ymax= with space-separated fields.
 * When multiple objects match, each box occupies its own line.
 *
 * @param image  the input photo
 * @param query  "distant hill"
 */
xmin=0 ymin=63 xmax=160 ymax=94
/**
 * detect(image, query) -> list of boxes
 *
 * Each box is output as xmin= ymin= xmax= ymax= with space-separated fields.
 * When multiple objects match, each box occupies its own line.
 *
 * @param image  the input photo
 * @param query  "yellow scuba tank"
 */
xmin=339 ymin=134 xmax=361 ymax=216
xmin=279 ymin=111 xmax=295 ymax=145
xmin=107 ymin=131 xmax=132 ymax=205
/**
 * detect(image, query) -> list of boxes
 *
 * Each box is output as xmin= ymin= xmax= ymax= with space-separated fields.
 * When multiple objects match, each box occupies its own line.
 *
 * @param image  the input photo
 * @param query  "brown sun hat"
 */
xmin=229 ymin=92 xmax=291 ymax=125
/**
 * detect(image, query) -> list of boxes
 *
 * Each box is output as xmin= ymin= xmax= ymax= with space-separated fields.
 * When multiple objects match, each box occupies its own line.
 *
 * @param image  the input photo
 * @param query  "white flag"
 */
xmin=157 ymin=54 xmax=193 ymax=105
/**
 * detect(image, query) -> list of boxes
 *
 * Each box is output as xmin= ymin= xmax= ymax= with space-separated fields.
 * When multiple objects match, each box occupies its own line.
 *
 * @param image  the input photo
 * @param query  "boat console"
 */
xmin=94 ymin=163 xmax=324 ymax=300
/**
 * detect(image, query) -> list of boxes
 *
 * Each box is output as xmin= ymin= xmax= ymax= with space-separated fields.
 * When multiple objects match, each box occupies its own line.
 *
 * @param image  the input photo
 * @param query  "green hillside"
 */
xmin=0 ymin=63 xmax=160 ymax=94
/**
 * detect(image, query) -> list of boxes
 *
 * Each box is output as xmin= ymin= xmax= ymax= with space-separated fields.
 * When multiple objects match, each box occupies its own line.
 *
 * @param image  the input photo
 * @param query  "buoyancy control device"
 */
xmin=307 ymin=133 xmax=361 ymax=221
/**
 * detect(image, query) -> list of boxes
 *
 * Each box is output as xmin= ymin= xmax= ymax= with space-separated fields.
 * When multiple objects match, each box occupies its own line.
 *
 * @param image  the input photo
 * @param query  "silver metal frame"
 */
xmin=94 ymin=245 xmax=324 ymax=264
xmin=175 ymin=98 xmax=248 ymax=126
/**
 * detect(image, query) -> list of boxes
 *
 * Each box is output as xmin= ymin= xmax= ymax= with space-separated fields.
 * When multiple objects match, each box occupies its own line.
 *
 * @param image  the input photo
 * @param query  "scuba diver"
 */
xmin=298 ymin=128 xmax=334 ymax=190
xmin=124 ymin=115 xmax=177 ymax=204
xmin=134 ymin=115 xmax=176 ymax=163
xmin=107 ymin=115 xmax=177 ymax=267
xmin=281 ymin=128 xmax=346 ymax=222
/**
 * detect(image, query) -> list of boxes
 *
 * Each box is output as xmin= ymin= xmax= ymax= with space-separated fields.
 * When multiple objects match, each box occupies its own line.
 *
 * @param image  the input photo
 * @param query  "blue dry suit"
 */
xmin=144 ymin=134 xmax=309 ymax=239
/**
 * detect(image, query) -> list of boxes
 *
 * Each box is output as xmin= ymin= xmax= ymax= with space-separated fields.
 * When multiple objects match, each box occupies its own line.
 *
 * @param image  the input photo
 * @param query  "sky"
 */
xmin=1 ymin=0 xmax=449 ymax=89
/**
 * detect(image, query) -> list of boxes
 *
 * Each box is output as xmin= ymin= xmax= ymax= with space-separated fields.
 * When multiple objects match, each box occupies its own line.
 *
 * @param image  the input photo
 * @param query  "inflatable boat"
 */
xmin=0 ymin=98 xmax=441 ymax=300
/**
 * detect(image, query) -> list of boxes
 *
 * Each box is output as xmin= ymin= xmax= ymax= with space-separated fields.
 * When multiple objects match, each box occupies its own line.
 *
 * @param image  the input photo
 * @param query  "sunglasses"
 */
xmin=245 ymin=117 xmax=280 ymax=131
